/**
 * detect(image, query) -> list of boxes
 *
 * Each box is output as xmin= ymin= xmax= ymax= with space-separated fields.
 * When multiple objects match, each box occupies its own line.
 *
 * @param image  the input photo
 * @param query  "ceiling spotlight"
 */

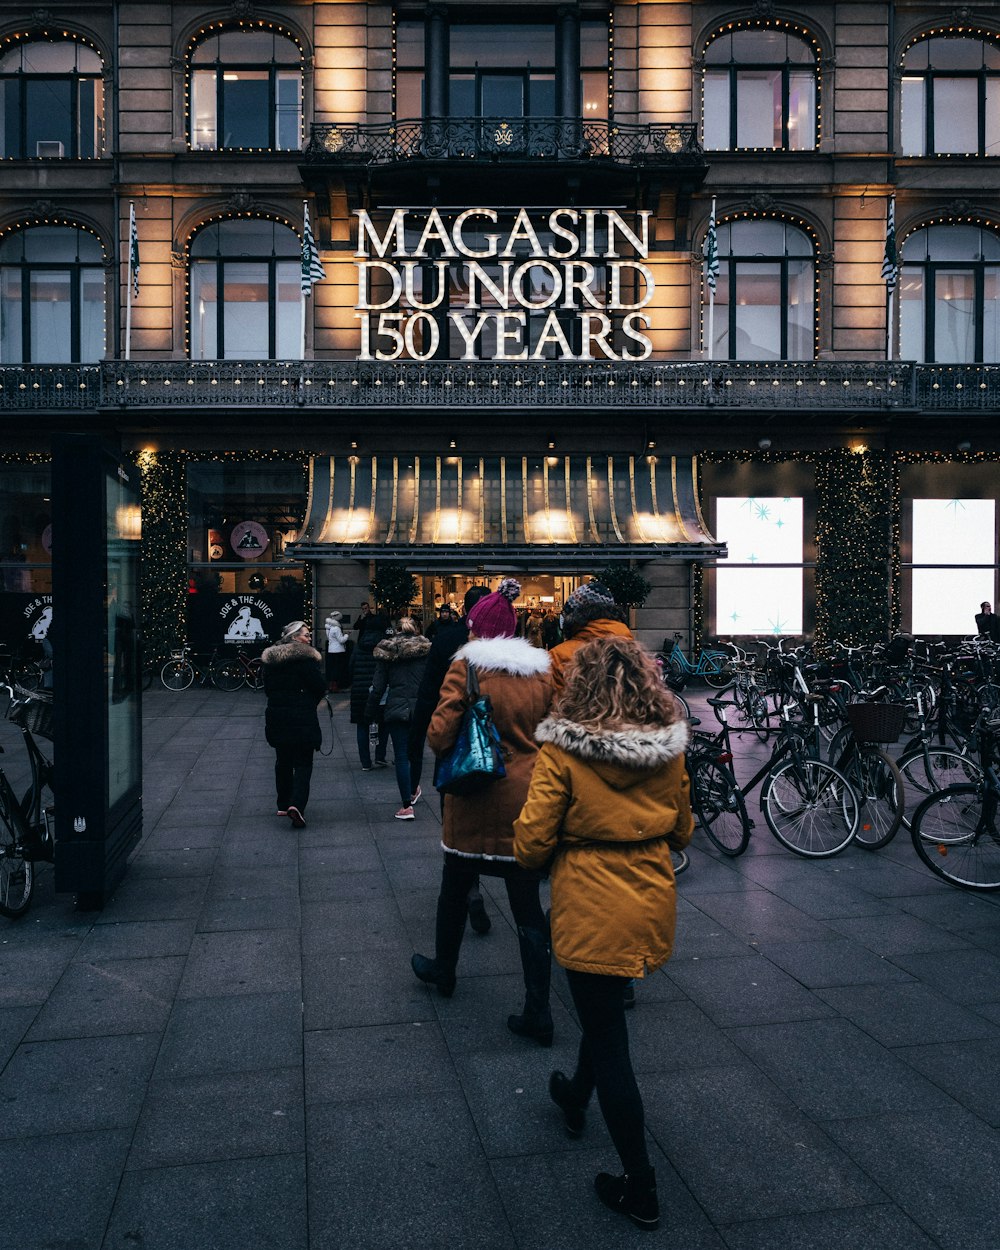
xmin=957 ymin=440 xmax=972 ymax=452
xmin=758 ymin=437 xmax=772 ymax=450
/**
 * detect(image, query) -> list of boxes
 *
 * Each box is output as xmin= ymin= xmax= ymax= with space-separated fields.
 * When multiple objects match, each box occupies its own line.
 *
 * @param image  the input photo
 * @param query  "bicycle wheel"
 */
xmin=0 ymin=790 xmax=33 ymax=919
xmin=763 ymin=758 xmax=859 ymax=858
xmin=12 ymin=662 xmax=41 ymax=692
xmin=911 ymin=784 xmax=1000 ymax=890
xmin=851 ymin=746 xmax=904 ymax=850
xmin=212 ymin=661 xmax=245 ymax=692
xmin=246 ymin=659 xmax=265 ymax=691
xmin=672 ymin=847 xmax=690 ymax=876
xmin=160 ymin=659 xmax=194 ymax=691
xmin=897 ymin=746 xmax=983 ymax=829
xmin=733 ymin=687 xmax=769 ymax=741
xmin=703 ymin=658 xmax=732 ymax=690
xmin=690 ymin=757 xmax=751 ymax=856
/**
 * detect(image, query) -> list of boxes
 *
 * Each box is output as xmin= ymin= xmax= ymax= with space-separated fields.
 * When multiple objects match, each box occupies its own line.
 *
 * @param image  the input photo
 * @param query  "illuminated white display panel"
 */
xmin=715 ymin=497 xmax=803 ymax=635
xmin=911 ymin=499 xmax=996 ymax=634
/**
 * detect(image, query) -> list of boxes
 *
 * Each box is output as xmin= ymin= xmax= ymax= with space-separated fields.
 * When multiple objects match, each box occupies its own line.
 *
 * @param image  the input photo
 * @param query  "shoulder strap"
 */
xmin=318 ymin=694 xmax=335 ymax=756
xmin=466 ymin=660 xmax=481 ymax=699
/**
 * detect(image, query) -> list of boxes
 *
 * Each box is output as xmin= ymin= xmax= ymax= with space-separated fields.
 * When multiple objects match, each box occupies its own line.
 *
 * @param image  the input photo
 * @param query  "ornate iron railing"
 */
xmin=306 ymin=117 xmax=703 ymax=166
xmin=1 ymin=360 xmax=999 ymax=412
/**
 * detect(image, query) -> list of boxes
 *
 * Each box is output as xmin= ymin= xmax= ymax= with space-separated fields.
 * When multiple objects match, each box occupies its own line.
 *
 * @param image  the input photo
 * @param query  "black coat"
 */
xmin=366 ymin=633 xmax=431 ymax=724
xmin=262 ymin=640 xmax=327 ymax=750
xmin=349 ymin=617 xmax=391 ymax=725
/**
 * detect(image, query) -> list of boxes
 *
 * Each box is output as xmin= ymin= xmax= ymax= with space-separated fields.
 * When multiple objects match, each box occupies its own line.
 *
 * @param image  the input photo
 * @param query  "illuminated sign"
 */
xmin=354 ymin=207 xmax=654 ymax=362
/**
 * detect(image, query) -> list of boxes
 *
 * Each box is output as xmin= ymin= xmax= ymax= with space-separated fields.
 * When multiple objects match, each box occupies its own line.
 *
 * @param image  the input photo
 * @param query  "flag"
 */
xmin=128 ymin=201 xmax=140 ymax=299
xmin=882 ymin=196 xmax=898 ymax=292
xmin=705 ymin=198 xmax=719 ymax=293
xmin=301 ymin=203 xmax=326 ymax=297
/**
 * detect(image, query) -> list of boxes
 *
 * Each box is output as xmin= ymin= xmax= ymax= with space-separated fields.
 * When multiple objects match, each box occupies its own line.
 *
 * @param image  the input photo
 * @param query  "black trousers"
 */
xmin=434 ymin=854 xmax=545 ymax=969
xmin=564 ymin=967 xmax=650 ymax=1176
xmin=274 ymin=744 xmax=314 ymax=812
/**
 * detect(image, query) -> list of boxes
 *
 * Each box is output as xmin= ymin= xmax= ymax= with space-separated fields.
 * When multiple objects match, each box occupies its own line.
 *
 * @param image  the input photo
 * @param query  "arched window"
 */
xmin=708 ymin=219 xmax=815 ymax=361
xmin=189 ymin=219 xmax=301 ymax=359
xmin=0 ymin=37 xmax=104 ymax=157
xmin=900 ymin=224 xmax=1000 ymax=362
xmin=703 ymin=26 xmax=817 ymax=151
xmin=0 ymin=226 xmax=105 ymax=362
xmin=901 ymin=34 xmax=1000 ymax=156
xmin=189 ymin=27 xmax=302 ymax=150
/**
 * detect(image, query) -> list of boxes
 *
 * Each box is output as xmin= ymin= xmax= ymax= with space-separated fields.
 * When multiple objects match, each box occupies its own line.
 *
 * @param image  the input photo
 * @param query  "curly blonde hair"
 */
xmin=555 ymin=636 xmax=681 ymax=731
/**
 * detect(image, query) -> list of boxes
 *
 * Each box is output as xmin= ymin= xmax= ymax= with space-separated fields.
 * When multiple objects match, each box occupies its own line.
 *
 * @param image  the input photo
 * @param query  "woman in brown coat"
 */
xmin=513 ymin=636 xmax=694 ymax=1232
xmin=411 ymin=578 xmax=556 ymax=1044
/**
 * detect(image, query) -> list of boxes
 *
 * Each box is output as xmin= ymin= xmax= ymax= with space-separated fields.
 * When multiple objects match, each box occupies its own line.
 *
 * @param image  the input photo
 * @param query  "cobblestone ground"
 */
xmin=2 ymin=686 xmax=999 ymax=1249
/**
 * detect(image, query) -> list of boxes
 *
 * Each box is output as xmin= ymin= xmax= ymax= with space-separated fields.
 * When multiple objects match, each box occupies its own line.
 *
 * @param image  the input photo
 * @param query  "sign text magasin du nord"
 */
xmin=355 ymin=208 xmax=655 ymax=362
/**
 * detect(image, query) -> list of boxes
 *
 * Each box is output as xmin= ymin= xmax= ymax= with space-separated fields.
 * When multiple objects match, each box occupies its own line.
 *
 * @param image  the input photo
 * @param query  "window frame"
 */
xmin=900 ymin=224 xmax=1000 ymax=363
xmin=187 ymin=29 xmax=302 ymax=151
xmin=0 ymin=37 xmax=105 ymax=159
xmin=702 ymin=26 xmax=819 ymax=152
xmin=0 ymin=226 xmax=105 ymax=363
xmin=901 ymin=34 xmax=1000 ymax=157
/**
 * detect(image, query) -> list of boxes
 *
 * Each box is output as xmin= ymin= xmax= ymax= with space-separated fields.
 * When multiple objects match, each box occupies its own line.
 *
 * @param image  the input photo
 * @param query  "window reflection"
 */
xmin=900 ymin=225 xmax=1000 ymax=362
xmin=900 ymin=34 xmax=1000 ymax=156
xmin=0 ymin=226 xmax=105 ymax=363
xmin=0 ymin=37 xmax=104 ymax=157
xmin=703 ymin=27 xmax=817 ymax=151
xmin=189 ymin=28 xmax=302 ymax=150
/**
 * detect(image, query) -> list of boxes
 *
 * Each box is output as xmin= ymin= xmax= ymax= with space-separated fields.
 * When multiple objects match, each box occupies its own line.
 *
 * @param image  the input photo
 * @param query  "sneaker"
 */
xmin=276 ymin=809 xmax=288 ymax=818
xmin=287 ymin=806 xmax=306 ymax=828
xmin=410 ymin=785 xmax=422 ymax=805
xmin=594 ymin=1168 xmax=659 ymax=1232
xmin=361 ymin=766 xmax=372 ymax=772
xmin=394 ymin=806 xmax=415 ymax=820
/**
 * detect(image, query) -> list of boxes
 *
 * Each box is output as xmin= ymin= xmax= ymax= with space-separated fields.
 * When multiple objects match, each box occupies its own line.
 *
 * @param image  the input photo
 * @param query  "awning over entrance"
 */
xmin=288 ymin=454 xmax=723 ymax=568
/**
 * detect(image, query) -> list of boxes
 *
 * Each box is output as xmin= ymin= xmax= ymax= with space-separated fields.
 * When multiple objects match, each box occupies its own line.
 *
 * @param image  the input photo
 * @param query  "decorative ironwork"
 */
xmin=306 ymin=117 xmax=703 ymax=167
xmin=1 ymin=361 xmax=998 ymax=412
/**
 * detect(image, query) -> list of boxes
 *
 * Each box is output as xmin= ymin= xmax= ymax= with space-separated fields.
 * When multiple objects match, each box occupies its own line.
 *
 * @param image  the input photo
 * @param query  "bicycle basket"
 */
xmin=844 ymin=701 xmax=906 ymax=744
xmin=6 ymin=686 xmax=54 ymax=741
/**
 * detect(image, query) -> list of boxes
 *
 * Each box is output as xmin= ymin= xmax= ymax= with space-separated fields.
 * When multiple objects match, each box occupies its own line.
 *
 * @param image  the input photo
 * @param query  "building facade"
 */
xmin=1 ymin=1 xmax=998 ymax=659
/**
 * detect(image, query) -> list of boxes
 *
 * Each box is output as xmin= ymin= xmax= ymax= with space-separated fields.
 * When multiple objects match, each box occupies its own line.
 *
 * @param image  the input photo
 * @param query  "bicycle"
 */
xmin=159 ymin=645 xmax=238 ymax=692
xmin=663 ymin=633 xmax=732 ymax=689
xmin=687 ymin=694 xmax=860 ymax=858
xmin=909 ymin=710 xmax=1000 ymax=891
xmin=212 ymin=646 xmax=265 ymax=692
xmin=895 ymin=688 xmax=983 ymax=828
xmin=825 ymin=696 xmax=906 ymax=850
xmin=0 ymin=684 xmax=55 ymax=919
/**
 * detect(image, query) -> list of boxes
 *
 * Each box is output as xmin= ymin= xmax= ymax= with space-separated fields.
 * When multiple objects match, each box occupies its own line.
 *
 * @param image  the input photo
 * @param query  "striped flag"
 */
xmin=882 ymin=196 xmax=898 ymax=292
xmin=301 ymin=203 xmax=326 ymax=296
xmin=705 ymin=197 xmax=719 ymax=293
xmin=128 ymin=201 xmax=140 ymax=299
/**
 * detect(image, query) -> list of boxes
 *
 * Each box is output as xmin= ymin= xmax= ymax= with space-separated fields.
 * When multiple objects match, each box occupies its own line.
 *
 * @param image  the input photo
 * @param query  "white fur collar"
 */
xmin=456 ymin=637 xmax=551 ymax=677
xmin=535 ymin=716 xmax=689 ymax=767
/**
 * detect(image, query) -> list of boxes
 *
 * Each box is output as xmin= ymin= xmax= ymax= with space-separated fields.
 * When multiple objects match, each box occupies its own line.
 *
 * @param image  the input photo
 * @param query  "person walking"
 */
xmin=348 ymin=609 xmax=390 ymax=770
xmin=513 ymin=635 xmax=694 ymax=1232
xmin=324 ymin=611 xmax=348 ymax=691
xmin=548 ymin=581 xmax=631 ymax=692
xmin=366 ymin=617 xmax=431 ymax=820
xmin=261 ymin=620 xmax=328 ymax=830
xmin=411 ymin=578 xmax=556 ymax=1045
xmin=410 ymin=583 xmax=493 ymax=932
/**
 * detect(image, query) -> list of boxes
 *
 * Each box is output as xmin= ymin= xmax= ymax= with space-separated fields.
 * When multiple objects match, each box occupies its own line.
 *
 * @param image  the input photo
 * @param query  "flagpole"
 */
xmin=886 ymin=287 xmax=894 ymax=363
xmin=706 ymin=197 xmax=716 ymax=362
xmin=125 ymin=201 xmax=134 ymax=362
xmin=301 ymin=200 xmax=308 ymax=361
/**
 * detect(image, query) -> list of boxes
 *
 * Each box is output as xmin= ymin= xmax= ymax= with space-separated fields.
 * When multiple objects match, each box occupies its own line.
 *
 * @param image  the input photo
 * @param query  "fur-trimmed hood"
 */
xmin=455 ymin=636 xmax=551 ymax=677
xmin=373 ymin=633 xmax=432 ymax=663
xmin=535 ymin=716 xmax=689 ymax=789
xmin=261 ymin=640 xmax=323 ymax=666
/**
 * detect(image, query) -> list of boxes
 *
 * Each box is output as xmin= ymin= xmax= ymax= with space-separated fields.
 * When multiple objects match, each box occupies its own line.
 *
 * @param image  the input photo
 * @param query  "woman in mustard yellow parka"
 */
xmin=513 ymin=635 xmax=693 ymax=1233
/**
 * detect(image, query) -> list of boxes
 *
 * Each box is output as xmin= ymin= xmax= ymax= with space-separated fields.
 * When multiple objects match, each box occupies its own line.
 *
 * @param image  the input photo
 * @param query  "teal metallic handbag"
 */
xmin=434 ymin=662 xmax=507 ymax=796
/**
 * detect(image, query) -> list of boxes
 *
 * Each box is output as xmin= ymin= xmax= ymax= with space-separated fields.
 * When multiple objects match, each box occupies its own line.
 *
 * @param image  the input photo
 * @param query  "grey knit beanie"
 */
xmin=564 ymin=581 xmax=617 ymax=621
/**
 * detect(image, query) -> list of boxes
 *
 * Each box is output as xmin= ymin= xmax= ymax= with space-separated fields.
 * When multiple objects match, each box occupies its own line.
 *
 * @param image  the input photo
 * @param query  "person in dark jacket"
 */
xmin=262 ymin=620 xmax=327 ymax=829
xmin=410 ymin=583 xmax=493 ymax=930
xmin=366 ymin=617 xmax=431 ymax=820
xmin=349 ymin=611 xmax=390 ymax=769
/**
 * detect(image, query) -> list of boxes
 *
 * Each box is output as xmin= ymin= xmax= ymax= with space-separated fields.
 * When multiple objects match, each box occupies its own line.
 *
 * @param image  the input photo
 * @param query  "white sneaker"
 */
xmin=394 ymin=806 xmax=415 ymax=821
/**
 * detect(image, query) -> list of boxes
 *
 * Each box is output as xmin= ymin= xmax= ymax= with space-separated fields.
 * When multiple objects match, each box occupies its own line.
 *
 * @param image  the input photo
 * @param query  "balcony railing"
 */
xmin=306 ymin=116 xmax=704 ymax=167
xmin=1 ymin=361 xmax=998 ymax=413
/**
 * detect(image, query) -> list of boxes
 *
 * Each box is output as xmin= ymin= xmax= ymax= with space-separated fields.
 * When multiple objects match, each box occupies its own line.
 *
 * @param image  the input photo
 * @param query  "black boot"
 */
xmin=549 ymin=1070 xmax=587 ymax=1137
xmin=410 ymin=952 xmax=456 ymax=998
xmin=467 ymin=893 xmax=491 ymax=935
xmin=594 ymin=1167 xmax=659 ymax=1232
xmin=507 ymin=925 xmax=553 ymax=1046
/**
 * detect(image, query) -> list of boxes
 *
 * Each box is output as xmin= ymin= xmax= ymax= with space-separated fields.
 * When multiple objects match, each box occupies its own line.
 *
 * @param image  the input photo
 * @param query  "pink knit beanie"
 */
xmin=466 ymin=578 xmax=520 ymax=640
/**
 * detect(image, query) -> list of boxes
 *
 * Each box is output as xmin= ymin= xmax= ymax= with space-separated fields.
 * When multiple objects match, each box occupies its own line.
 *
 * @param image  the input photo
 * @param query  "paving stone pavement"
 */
xmin=2 ymin=686 xmax=1000 ymax=1250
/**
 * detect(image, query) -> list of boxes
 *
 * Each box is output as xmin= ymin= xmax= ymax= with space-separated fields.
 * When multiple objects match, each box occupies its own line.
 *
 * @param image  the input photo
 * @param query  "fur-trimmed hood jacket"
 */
xmin=367 ymin=633 xmax=432 ymax=725
xmin=428 ymin=637 xmax=554 ymax=862
xmin=261 ymin=641 xmax=327 ymax=752
xmin=513 ymin=713 xmax=694 ymax=977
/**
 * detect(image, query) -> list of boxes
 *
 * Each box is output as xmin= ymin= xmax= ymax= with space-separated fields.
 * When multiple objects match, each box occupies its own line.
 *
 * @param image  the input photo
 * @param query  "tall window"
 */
xmin=703 ymin=27 xmax=817 ymax=151
xmin=901 ymin=35 xmax=1000 ymax=156
xmin=0 ymin=38 xmax=104 ymax=158
xmin=709 ymin=220 xmax=815 ymax=360
xmin=0 ymin=226 xmax=105 ymax=363
xmin=910 ymin=499 xmax=996 ymax=634
xmin=189 ymin=219 xmax=301 ymax=360
xmin=395 ymin=16 xmax=609 ymax=119
xmin=189 ymin=28 xmax=302 ymax=150
xmin=714 ymin=497 xmax=804 ymax=635
xmin=900 ymin=225 xmax=1000 ymax=362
